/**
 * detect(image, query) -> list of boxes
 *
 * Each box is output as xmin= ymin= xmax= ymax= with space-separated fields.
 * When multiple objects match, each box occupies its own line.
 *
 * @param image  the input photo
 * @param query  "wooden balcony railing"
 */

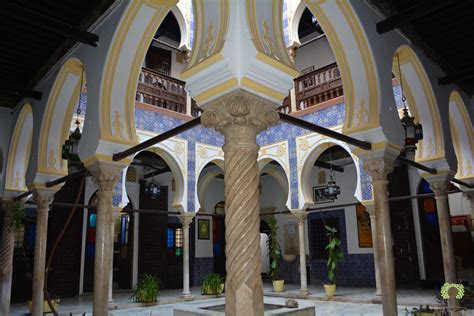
xmin=294 ymin=62 xmax=343 ymax=111
xmin=276 ymin=95 xmax=291 ymax=114
xmin=136 ymin=67 xmax=188 ymax=114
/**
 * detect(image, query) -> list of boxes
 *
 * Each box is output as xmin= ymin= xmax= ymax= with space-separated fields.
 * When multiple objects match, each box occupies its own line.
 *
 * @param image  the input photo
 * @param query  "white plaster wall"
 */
xmin=195 ymin=177 xmax=224 ymax=258
xmin=448 ymin=192 xmax=472 ymax=216
xmin=295 ymin=36 xmax=336 ymax=73
xmin=154 ymin=172 xmax=176 ymax=212
xmin=145 ymin=42 xmax=186 ymax=79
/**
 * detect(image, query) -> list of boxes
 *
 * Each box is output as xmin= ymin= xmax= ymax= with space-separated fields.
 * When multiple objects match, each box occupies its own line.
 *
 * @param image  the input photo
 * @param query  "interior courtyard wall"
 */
xmin=294 ymin=36 xmax=336 ymax=73
xmin=144 ymin=41 xmax=186 ymax=79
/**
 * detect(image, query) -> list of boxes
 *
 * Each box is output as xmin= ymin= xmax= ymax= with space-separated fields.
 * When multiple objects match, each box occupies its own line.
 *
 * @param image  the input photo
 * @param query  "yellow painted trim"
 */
xmin=255 ymin=52 xmax=299 ymax=77
xmin=194 ymin=78 xmax=238 ymax=103
xmin=338 ymin=0 xmax=379 ymax=131
xmin=241 ymin=77 xmax=286 ymax=101
xmin=180 ymin=53 xmax=224 ymax=79
xmin=303 ymin=1 xmax=355 ymax=132
xmin=38 ymin=58 xmax=83 ymax=174
xmin=5 ymin=104 xmax=33 ymax=191
xmin=450 ymin=90 xmax=474 ymax=155
xmin=352 ymin=141 xmax=402 ymax=156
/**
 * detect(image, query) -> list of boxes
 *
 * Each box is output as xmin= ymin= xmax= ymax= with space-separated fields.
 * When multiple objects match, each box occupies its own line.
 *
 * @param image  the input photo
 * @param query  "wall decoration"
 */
xmin=283 ymin=223 xmax=298 ymax=256
xmin=313 ymin=185 xmax=333 ymax=204
xmin=198 ymin=219 xmax=210 ymax=240
xmin=356 ymin=204 xmax=372 ymax=248
xmin=214 ymin=201 xmax=225 ymax=215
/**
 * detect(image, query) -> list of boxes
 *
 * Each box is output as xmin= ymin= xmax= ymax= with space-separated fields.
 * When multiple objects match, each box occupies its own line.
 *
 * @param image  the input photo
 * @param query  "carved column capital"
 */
xmin=32 ymin=188 xmax=57 ymax=211
xmin=362 ymin=156 xmax=395 ymax=182
xmin=290 ymin=209 xmax=307 ymax=224
xmin=364 ymin=204 xmax=376 ymax=218
xmin=201 ymin=90 xmax=279 ymax=151
xmin=87 ymin=161 xmax=124 ymax=194
xmin=425 ymin=173 xmax=455 ymax=197
xmin=178 ymin=212 xmax=196 ymax=228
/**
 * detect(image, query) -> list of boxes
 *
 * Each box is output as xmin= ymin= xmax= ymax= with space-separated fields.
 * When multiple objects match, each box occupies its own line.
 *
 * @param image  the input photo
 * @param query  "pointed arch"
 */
xmin=449 ymin=90 xmax=474 ymax=179
xmin=37 ymin=58 xmax=85 ymax=177
xmin=392 ymin=45 xmax=444 ymax=162
xmin=5 ymin=104 xmax=33 ymax=192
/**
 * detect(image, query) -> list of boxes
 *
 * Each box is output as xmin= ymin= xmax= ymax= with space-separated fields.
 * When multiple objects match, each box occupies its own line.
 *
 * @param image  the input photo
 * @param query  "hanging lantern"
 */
xmin=62 ymin=67 xmax=84 ymax=164
xmin=324 ymin=173 xmax=340 ymax=199
xmin=62 ymin=120 xmax=82 ymax=163
xmin=396 ymin=53 xmax=423 ymax=154
xmin=145 ymin=180 xmax=161 ymax=199
xmin=323 ymin=147 xmax=340 ymax=200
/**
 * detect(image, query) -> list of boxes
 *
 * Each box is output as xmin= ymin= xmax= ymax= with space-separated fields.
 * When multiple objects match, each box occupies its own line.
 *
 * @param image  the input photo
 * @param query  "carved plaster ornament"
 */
xmin=425 ymin=137 xmax=435 ymax=158
xmin=465 ymin=160 xmax=472 ymax=176
xmin=113 ymin=110 xmax=124 ymax=138
xmin=174 ymin=141 xmax=185 ymax=155
xmin=197 ymin=146 xmax=208 ymax=159
xmin=262 ymin=20 xmax=279 ymax=60
xmin=277 ymin=143 xmax=286 ymax=157
xmin=198 ymin=20 xmax=215 ymax=63
xmin=48 ymin=148 xmax=57 ymax=170
xmin=356 ymin=98 xmax=368 ymax=127
xmin=14 ymin=170 xmax=20 ymax=189
xmin=299 ymin=138 xmax=309 ymax=152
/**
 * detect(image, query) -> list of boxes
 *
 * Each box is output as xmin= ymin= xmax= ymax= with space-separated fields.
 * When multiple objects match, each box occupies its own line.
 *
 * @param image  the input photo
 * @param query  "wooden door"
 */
xmin=388 ymin=165 xmax=419 ymax=286
xmin=47 ymin=177 xmax=84 ymax=296
xmin=138 ymin=183 xmax=169 ymax=287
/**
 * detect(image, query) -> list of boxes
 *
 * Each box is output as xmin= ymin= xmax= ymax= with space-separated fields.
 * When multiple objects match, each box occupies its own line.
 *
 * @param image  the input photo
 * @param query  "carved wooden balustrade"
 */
xmin=294 ymin=62 xmax=343 ymax=111
xmin=136 ymin=67 xmax=188 ymax=114
xmin=276 ymin=95 xmax=291 ymax=114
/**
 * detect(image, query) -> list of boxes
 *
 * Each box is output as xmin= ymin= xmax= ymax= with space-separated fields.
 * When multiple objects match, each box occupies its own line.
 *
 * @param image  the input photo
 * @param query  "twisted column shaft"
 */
xmin=0 ymin=200 xmax=17 ymax=316
xmin=201 ymin=90 xmax=279 ymax=316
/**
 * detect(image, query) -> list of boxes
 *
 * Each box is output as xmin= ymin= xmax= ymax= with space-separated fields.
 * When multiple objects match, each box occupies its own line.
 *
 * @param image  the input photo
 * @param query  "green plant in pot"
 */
xmin=267 ymin=217 xmax=284 ymax=292
xmin=201 ymin=273 xmax=225 ymax=296
xmin=324 ymin=225 xmax=343 ymax=298
xmin=130 ymin=274 xmax=160 ymax=304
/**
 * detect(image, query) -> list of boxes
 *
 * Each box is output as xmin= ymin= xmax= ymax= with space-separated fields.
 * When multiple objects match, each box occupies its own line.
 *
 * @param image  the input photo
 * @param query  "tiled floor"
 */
xmin=11 ymin=283 xmax=467 ymax=316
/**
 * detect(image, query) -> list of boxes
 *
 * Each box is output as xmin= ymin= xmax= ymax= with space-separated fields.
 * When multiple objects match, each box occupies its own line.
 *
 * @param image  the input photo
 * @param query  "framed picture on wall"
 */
xmin=356 ymin=204 xmax=373 ymax=248
xmin=197 ymin=219 xmax=210 ymax=240
xmin=313 ymin=185 xmax=333 ymax=204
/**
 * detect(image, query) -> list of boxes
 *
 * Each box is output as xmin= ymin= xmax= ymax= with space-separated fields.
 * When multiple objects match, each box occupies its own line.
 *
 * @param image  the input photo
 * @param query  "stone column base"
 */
xmin=181 ymin=293 xmax=194 ymax=301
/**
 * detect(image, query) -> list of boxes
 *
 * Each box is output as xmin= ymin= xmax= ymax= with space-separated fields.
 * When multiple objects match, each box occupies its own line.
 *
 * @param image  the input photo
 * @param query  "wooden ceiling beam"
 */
xmin=438 ymin=66 xmax=474 ymax=85
xmin=2 ymin=2 xmax=99 ymax=47
xmin=0 ymin=89 xmax=42 ymax=100
xmin=314 ymin=160 xmax=344 ymax=173
xmin=376 ymin=0 xmax=460 ymax=34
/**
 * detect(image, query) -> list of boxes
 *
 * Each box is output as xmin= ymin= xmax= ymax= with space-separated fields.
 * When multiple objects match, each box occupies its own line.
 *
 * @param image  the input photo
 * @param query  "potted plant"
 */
xmin=405 ymin=305 xmax=437 ymax=316
xmin=201 ymin=273 xmax=225 ymax=296
xmin=267 ymin=217 xmax=284 ymax=292
xmin=324 ymin=225 xmax=343 ymax=298
xmin=130 ymin=274 xmax=160 ymax=304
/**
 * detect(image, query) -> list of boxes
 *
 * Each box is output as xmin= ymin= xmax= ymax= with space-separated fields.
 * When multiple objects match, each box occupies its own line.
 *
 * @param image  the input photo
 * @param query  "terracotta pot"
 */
xmin=27 ymin=299 xmax=60 ymax=313
xmin=324 ymin=284 xmax=336 ymax=298
xmin=273 ymin=280 xmax=285 ymax=292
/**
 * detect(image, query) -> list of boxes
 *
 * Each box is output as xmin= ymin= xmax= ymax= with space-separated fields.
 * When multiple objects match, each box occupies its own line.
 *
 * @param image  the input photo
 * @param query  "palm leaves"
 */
xmin=267 ymin=217 xmax=281 ymax=281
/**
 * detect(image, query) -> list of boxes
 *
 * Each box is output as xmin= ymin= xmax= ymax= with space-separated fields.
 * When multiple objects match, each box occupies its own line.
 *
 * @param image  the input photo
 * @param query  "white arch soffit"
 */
xmin=261 ymin=164 xmax=291 ymax=209
xmin=395 ymin=49 xmax=444 ymax=162
xmin=171 ymin=5 xmax=190 ymax=50
xmin=449 ymin=91 xmax=474 ymax=179
xmin=5 ymin=104 xmax=33 ymax=192
xmin=196 ymin=170 xmax=222 ymax=212
xmin=38 ymin=58 xmax=83 ymax=176
xmin=288 ymin=2 xmax=307 ymax=46
xmin=303 ymin=0 xmax=380 ymax=132
xmin=128 ymin=147 xmax=185 ymax=210
xmin=300 ymin=139 xmax=361 ymax=207
xmin=196 ymin=158 xmax=224 ymax=183
xmin=100 ymin=1 xmax=176 ymax=144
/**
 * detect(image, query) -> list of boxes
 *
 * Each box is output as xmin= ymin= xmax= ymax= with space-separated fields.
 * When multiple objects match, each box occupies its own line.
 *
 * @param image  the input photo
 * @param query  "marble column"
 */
xmin=365 ymin=204 xmax=381 ymax=296
xmin=290 ymin=209 xmax=308 ymax=296
xmin=88 ymin=162 xmax=122 ymax=316
xmin=363 ymin=156 xmax=397 ymax=315
xmin=0 ymin=199 xmax=20 ymax=316
xmin=108 ymin=208 xmax=122 ymax=306
xmin=31 ymin=188 xmax=57 ymax=316
xmin=178 ymin=212 xmax=195 ymax=300
xmin=427 ymin=177 xmax=458 ymax=310
xmin=201 ymin=90 xmax=279 ymax=316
